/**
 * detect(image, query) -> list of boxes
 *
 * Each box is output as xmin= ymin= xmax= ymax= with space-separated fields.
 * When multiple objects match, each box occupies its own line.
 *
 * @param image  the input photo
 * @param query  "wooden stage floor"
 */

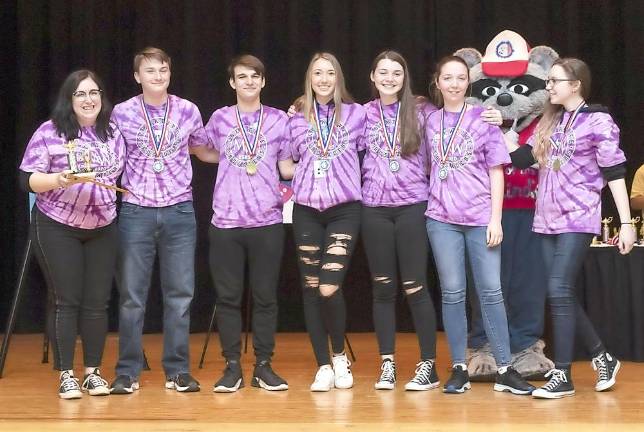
xmin=0 ymin=332 xmax=642 ymax=431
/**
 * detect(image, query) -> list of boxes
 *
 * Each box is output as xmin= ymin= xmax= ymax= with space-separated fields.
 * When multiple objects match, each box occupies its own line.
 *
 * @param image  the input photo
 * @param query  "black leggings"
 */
xmin=31 ymin=207 xmax=117 ymax=371
xmin=293 ymin=202 xmax=361 ymax=366
xmin=208 ymin=223 xmax=284 ymax=362
xmin=361 ymin=202 xmax=437 ymax=360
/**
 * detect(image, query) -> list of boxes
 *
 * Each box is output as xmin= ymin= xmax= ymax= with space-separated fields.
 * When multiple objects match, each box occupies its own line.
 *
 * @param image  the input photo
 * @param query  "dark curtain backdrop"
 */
xmin=2 ymin=0 xmax=643 ymax=333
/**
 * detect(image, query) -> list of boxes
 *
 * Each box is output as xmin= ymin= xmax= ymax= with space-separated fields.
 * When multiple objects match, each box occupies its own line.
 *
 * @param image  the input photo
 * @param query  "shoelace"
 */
xmin=333 ymin=356 xmax=351 ymax=377
xmin=379 ymin=361 xmax=395 ymax=382
xmin=592 ymin=355 xmax=609 ymax=381
xmin=83 ymin=373 xmax=108 ymax=389
xmin=411 ymin=361 xmax=434 ymax=384
xmin=61 ymin=376 xmax=80 ymax=392
xmin=542 ymin=369 xmax=567 ymax=391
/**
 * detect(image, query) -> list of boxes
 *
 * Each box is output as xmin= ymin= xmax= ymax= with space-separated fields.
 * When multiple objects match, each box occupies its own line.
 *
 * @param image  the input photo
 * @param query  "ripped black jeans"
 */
xmin=293 ymin=201 xmax=361 ymax=366
xmin=361 ymin=202 xmax=437 ymax=360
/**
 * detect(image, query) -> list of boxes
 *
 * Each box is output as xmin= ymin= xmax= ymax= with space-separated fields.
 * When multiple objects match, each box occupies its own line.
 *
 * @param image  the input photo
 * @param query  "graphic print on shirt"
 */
xmin=66 ymin=140 xmax=119 ymax=179
xmin=367 ymin=118 xmax=400 ymax=159
xmin=134 ymin=118 xmax=182 ymax=161
xmin=430 ymin=127 xmax=474 ymax=172
xmin=547 ymin=125 xmax=576 ymax=171
xmin=224 ymin=122 xmax=268 ymax=169
xmin=305 ymin=122 xmax=349 ymax=159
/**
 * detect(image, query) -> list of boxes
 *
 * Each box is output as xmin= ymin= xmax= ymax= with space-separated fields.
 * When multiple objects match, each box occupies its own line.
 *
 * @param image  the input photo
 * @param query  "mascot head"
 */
xmin=455 ymin=30 xmax=559 ymax=132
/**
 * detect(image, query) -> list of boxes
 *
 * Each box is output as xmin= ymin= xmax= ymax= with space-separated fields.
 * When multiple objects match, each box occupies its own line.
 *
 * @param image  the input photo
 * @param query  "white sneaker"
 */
xmin=332 ymin=353 xmax=353 ymax=389
xmin=310 ymin=365 xmax=335 ymax=392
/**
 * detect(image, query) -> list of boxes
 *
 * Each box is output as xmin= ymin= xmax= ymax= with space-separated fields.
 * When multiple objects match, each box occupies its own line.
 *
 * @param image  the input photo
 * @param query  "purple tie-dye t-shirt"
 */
xmin=424 ymin=105 xmax=510 ymax=226
xmin=20 ymin=120 xmax=125 ymax=229
xmin=288 ymin=102 xmax=365 ymax=211
xmin=360 ymin=99 xmax=436 ymax=207
xmin=530 ymin=112 xmax=625 ymax=235
xmin=204 ymin=105 xmax=291 ymax=228
xmin=112 ymin=94 xmax=207 ymax=207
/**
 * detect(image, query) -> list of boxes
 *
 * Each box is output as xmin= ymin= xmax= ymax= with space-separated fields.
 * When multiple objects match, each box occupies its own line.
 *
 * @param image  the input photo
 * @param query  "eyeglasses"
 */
xmin=544 ymin=78 xmax=578 ymax=87
xmin=72 ymin=89 xmax=102 ymax=100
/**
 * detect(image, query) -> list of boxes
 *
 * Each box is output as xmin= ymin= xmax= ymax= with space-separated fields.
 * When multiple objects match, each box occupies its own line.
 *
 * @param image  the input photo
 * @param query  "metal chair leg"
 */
xmin=198 ymin=304 xmax=217 ymax=369
xmin=243 ymin=291 xmax=252 ymax=354
xmin=344 ymin=334 xmax=356 ymax=362
xmin=0 ymin=239 xmax=33 ymax=377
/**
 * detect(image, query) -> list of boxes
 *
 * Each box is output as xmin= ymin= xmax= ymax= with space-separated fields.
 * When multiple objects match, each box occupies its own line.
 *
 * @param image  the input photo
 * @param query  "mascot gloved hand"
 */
xmin=455 ymin=30 xmax=557 ymax=381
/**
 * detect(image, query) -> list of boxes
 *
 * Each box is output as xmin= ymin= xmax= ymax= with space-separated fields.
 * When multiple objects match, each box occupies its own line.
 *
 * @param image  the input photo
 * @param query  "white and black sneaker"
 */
xmin=493 ymin=366 xmax=535 ymax=395
xmin=110 ymin=375 xmax=140 ymax=394
xmin=405 ymin=360 xmax=440 ymax=391
xmin=374 ymin=359 xmax=396 ymax=390
xmin=592 ymin=351 xmax=620 ymax=392
xmin=59 ymin=371 xmax=82 ymax=400
xmin=166 ymin=372 xmax=200 ymax=392
xmin=532 ymin=368 xmax=575 ymax=399
xmin=81 ymin=368 xmax=110 ymax=396
xmin=213 ymin=360 xmax=244 ymax=393
xmin=251 ymin=360 xmax=288 ymax=391
xmin=443 ymin=364 xmax=471 ymax=394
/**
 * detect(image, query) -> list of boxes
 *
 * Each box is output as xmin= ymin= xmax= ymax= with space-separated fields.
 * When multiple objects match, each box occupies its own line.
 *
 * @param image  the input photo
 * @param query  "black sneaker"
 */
xmin=59 ymin=371 xmax=82 ymax=400
xmin=251 ymin=360 xmax=288 ymax=391
xmin=494 ymin=366 xmax=535 ymax=395
xmin=405 ymin=360 xmax=440 ymax=391
xmin=443 ymin=364 xmax=471 ymax=394
xmin=592 ymin=351 xmax=620 ymax=392
xmin=110 ymin=374 xmax=140 ymax=394
xmin=213 ymin=360 xmax=244 ymax=393
xmin=374 ymin=359 xmax=396 ymax=390
xmin=81 ymin=368 xmax=110 ymax=396
xmin=165 ymin=372 xmax=200 ymax=392
xmin=532 ymin=368 xmax=575 ymax=399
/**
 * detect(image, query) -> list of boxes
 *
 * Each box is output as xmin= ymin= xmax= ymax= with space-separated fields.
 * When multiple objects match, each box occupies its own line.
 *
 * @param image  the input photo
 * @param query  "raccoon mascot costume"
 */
xmin=455 ymin=30 xmax=558 ymax=380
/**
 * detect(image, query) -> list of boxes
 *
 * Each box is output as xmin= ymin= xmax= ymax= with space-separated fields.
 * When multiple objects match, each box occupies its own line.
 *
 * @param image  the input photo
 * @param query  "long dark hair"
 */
xmin=370 ymin=50 xmax=420 ymax=156
xmin=51 ymin=69 xmax=114 ymax=142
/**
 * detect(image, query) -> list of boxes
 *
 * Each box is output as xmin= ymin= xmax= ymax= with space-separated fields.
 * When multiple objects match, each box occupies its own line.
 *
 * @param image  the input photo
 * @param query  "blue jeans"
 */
xmin=540 ymin=232 xmax=603 ymax=369
xmin=426 ymin=218 xmax=511 ymax=366
xmin=469 ymin=209 xmax=547 ymax=353
xmin=115 ymin=201 xmax=196 ymax=378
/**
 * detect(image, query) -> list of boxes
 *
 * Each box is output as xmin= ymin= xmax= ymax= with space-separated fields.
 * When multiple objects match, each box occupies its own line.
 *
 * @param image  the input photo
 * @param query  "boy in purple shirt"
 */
xmin=19 ymin=70 xmax=124 ymax=399
xmin=197 ymin=55 xmax=294 ymax=392
xmin=110 ymin=47 xmax=206 ymax=394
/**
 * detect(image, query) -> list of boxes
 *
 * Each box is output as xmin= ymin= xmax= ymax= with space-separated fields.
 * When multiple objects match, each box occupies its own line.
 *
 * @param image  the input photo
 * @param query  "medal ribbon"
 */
xmin=140 ymin=96 xmax=171 ymax=159
xmin=235 ymin=105 xmax=264 ymax=158
xmin=313 ymin=101 xmax=336 ymax=157
xmin=550 ymin=100 xmax=586 ymax=151
xmin=378 ymin=100 xmax=400 ymax=159
xmin=438 ymin=103 xmax=468 ymax=165
xmin=563 ymin=100 xmax=586 ymax=134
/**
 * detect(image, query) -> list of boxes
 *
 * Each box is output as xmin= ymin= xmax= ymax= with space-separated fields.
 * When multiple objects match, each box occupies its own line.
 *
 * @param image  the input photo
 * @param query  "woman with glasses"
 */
xmin=19 ymin=70 xmax=125 ymax=399
xmin=507 ymin=58 xmax=636 ymax=399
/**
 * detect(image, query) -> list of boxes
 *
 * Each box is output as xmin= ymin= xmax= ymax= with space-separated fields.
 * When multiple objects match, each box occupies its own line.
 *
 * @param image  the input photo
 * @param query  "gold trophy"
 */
xmin=601 ymin=217 xmax=613 ymax=243
xmin=64 ymin=139 xmax=79 ymax=173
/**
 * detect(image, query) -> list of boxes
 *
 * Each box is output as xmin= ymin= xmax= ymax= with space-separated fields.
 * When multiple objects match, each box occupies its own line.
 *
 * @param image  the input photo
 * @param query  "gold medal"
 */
xmin=552 ymin=159 xmax=561 ymax=171
xmin=246 ymin=161 xmax=257 ymax=175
